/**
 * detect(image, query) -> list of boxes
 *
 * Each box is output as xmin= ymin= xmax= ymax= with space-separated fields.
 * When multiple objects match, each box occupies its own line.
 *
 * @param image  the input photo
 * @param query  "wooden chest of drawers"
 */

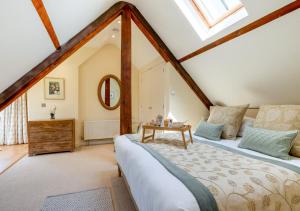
xmin=28 ymin=119 xmax=75 ymax=156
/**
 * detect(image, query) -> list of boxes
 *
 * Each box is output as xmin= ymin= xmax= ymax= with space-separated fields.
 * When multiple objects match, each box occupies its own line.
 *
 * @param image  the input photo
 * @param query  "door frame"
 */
xmin=139 ymin=59 xmax=167 ymax=123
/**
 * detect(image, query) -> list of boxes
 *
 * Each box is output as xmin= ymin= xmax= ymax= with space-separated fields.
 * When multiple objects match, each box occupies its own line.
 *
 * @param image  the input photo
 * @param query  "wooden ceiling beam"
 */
xmin=0 ymin=1 xmax=127 ymax=111
xmin=179 ymin=1 xmax=300 ymax=63
xmin=32 ymin=0 xmax=60 ymax=49
xmin=0 ymin=1 xmax=213 ymax=111
xmin=128 ymin=4 xmax=213 ymax=108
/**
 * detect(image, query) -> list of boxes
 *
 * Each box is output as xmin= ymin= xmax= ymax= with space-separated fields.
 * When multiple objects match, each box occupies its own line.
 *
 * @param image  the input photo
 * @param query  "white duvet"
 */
xmin=114 ymin=135 xmax=300 ymax=211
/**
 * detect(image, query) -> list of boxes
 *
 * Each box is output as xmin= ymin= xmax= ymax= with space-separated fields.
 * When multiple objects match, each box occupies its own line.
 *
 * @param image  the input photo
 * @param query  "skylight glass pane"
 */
xmin=194 ymin=0 xmax=243 ymax=25
xmin=174 ymin=0 xmax=247 ymax=41
xmin=195 ymin=0 xmax=227 ymax=23
xmin=223 ymin=0 xmax=242 ymax=9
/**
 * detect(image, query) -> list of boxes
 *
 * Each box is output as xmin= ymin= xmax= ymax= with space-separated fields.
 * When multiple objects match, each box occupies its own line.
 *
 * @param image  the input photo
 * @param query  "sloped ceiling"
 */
xmin=0 ymin=0 xmax=55 ymax=93
xmin=42 ymin=0 xmax=118 ymax=44
xmin=83 ymin=17 xmax=160 ymax=69
xmin=184 ymin=9 xmax=300 ymax=107
xmin=129 ymin=0 xmax=293 ymax=58
xmin=0 ymin=0 xmax=299 ymax=106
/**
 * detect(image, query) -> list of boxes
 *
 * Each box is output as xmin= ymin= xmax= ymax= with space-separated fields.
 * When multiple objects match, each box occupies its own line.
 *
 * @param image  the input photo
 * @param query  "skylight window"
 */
xmin=174 ymin=0 xmax=248 ymax=40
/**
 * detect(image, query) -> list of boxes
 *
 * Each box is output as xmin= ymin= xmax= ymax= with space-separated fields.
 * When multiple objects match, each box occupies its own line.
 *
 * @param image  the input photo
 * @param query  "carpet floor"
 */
xmin=0 ymin=144 xmax=135 ymax=211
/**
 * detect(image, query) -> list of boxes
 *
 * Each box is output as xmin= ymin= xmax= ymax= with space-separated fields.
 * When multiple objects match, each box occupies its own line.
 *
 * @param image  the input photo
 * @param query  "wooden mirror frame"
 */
xmin=98 ymin=74 xmax=121 ymax=110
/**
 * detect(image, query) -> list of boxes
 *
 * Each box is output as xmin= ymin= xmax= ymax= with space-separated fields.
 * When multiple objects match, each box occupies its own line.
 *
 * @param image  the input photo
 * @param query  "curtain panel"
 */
xmin=0 ymin=94 xmax=28 ymax=145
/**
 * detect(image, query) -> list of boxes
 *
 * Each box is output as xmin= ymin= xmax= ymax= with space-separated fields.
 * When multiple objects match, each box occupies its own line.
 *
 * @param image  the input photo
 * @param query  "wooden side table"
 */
xmin=142 ymin=125 xmax=193 ymax=149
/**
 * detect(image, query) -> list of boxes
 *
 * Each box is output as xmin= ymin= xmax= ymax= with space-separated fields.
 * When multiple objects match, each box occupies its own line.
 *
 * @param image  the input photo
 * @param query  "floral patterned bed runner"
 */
xmin=127 ymin=133 xmax=300 ymax=211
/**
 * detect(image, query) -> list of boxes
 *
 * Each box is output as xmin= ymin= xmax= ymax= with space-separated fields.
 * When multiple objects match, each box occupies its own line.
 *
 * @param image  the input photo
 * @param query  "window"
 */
xmin=191 ymin=0 xmax=244 ymax=28
xmin=174 ymin=0 xmax=247 ymax=40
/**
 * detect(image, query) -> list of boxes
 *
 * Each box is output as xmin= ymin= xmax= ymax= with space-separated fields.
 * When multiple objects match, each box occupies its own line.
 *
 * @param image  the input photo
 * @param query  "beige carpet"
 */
xmin=0 ymin=144 xmax=135 ymax=211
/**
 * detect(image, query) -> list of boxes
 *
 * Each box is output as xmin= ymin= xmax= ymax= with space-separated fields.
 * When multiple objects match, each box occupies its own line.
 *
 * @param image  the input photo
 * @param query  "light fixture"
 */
xmin=111 ymin=28 xmax=119 ymax=39
xmin=118 ymin=20 xmax=121 ymax=24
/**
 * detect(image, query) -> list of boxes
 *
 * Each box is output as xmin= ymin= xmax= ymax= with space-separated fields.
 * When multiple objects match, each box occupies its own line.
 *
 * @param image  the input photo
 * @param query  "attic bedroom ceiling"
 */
xmin=0 ymin=0 xmax=299 ymax=108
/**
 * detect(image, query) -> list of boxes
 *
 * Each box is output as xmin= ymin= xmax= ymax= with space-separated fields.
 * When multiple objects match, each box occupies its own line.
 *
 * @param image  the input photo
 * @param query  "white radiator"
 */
xmin=84 ymin=120 xmax=120 ymax=141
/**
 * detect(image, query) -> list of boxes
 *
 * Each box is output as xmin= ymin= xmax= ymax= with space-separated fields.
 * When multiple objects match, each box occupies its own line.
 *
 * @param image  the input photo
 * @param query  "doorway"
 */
xmin=140 ymin=62 xmax=166 ymax=123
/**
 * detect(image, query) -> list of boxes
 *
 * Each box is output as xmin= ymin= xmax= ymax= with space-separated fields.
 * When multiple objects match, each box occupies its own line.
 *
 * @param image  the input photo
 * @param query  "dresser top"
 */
xmin=28 ymin=119 xmax=75 ymax=122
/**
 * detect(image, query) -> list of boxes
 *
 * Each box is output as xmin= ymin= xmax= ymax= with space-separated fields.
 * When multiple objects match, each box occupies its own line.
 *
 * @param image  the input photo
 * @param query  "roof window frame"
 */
xmin=190 ymin=0 xmax=244 ymax=28
xmin=174 ymin=0 xmax=248 ymax=40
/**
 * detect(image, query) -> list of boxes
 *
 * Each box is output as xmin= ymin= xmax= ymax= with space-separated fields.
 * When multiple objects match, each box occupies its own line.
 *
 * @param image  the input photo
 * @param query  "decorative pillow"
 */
xmin=207 ymin=105 xmax=249 ymax=139
xmin=254 ymin=105 xmax=300 ymax=157
xmin=194 ymin=121 xmax=224 ymax=141
xmin=237 ymin=117 xmax=255 ymax=137
xmin=238 ymin=127 xmax=298 ymax=160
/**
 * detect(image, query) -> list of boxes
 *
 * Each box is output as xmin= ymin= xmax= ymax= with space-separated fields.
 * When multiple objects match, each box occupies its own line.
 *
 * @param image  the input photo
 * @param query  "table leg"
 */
xmin=117 ymin=164 xmax=122 ymax=177
xmin=142 ymin=128 xmax=146 ymax=143
xmin=152 ymin=129 xmax=156 ymax=140
xmin=181 ymin=131 xmax=187 ymax=149
xmin=189 ymin=128 xmax=193 ymax=144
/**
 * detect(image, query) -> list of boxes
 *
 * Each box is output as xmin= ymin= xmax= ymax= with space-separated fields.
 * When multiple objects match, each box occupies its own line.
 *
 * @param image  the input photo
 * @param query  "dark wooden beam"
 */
xmin=32 ymin=0 xmax=60 ymax=49
xmin=120 ymin=6 xmax=132 ymax=134
xmin=0 ymin=1 xmax=127 ymax=112
xmin=179 ymin=1 xmax=300 ymax=62
xmin=129 ymin=4 xmax=212 ymax=108
xmin=0 ymin=1 xmax=213 ymax=112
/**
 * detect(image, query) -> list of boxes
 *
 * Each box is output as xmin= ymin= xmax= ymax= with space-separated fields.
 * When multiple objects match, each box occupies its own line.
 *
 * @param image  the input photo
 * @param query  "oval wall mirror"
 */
xmin=98 ymin=74 xmax=121 ymax=110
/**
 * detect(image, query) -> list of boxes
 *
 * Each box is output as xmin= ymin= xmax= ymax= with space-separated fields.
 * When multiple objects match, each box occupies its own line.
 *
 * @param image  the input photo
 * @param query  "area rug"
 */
xmin=41 ymin=187 xmax=114 ymax=211
xmin=110 ymin=177 xmax=136 ymax=211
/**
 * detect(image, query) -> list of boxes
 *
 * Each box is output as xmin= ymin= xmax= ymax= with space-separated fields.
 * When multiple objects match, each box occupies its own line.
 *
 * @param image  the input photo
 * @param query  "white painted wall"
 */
xmin=139 ymin=59 xmax=166 ymax=123
xmin=165 ymin=63 xmax=209 ymax=130
xmin=139 ymin=59 xmax=209 ymax=130
xmin=79 ymin=44 xmax=140 ymax=138
xmin=27 ymin=60 xmax=78 ymax=121
xmin=27 ymin=47 xmax=98 ymax=120
xmin=27 ymin=47 xmax=98 ymax=146
xmin=27 ymin=44 xmax=141 ymax=145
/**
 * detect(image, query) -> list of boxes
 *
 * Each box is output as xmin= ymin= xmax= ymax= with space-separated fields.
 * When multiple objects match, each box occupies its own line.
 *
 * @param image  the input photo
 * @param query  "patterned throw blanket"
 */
xmin=126 ymin=133 xmax=300 ymax=211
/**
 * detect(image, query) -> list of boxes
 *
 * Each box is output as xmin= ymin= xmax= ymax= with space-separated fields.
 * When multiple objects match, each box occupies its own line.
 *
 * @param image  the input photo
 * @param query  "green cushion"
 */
xmin=238 ymin=127 xmax=298 ymax=160
xmin=194 ymin=121 xmax=224 ymax=141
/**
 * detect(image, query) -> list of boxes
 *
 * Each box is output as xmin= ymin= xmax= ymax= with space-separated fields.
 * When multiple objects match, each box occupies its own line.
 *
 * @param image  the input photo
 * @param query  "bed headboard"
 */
xmin=245 ymin=108 xmax=259 ymax=118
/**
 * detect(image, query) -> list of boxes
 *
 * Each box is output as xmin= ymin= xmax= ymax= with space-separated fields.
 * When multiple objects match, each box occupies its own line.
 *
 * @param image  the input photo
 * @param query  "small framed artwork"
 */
xmin=44 ymin=77 xmax=65 ymax=100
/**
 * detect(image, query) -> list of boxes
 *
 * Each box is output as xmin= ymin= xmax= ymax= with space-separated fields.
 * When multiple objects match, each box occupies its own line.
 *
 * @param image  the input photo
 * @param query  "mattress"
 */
xmin=114 ymin=134 xmax=300 ymax=211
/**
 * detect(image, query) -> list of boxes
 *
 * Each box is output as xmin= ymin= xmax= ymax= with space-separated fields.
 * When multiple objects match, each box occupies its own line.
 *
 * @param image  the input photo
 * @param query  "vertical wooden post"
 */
xmin=120 ymin=7 xmax=132 ymax=135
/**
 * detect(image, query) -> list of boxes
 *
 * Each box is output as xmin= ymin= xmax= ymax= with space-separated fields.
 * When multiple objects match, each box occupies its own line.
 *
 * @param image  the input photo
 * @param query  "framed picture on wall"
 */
xmin=44 ymin=77 xmax=65 ymax=100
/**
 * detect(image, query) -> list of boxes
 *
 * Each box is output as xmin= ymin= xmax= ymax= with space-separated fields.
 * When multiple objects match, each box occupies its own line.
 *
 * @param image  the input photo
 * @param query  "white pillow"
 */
xmin=237 ymin=117 xmax=255 ymax=137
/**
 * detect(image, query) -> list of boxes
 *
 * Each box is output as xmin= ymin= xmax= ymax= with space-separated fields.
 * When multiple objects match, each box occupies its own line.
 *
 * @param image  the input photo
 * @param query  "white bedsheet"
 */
xmin=114 ymin=134 xmax=300 ymax=211
xmin=115 ymin=135 xmax=200 ymax=211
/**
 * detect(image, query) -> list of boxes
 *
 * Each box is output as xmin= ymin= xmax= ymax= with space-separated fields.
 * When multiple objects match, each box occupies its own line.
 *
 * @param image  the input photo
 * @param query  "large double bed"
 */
xmin=115 ymin=133 xmax=300 ymax=211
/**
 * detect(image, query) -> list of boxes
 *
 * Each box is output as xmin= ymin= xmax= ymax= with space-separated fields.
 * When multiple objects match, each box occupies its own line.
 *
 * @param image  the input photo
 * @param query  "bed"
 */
xmin=114 ymin=133 xmax=300 ymax=211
